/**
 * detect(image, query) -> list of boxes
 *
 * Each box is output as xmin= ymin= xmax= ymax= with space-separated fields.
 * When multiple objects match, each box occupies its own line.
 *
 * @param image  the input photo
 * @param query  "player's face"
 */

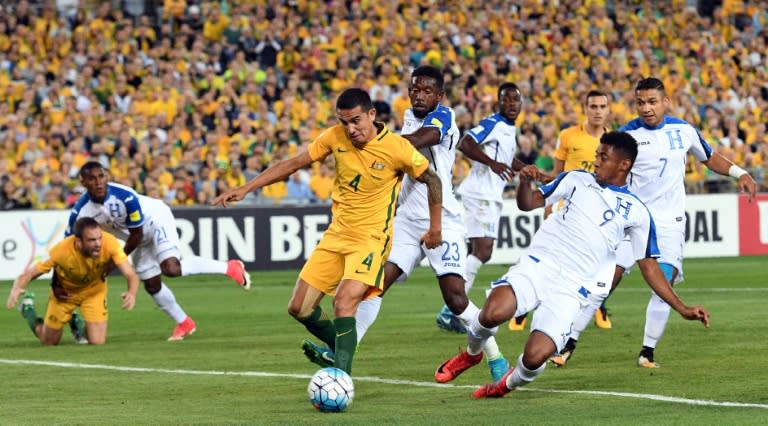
xmin=408 ymin=76 xmax=443 ymax=119
xmin=635 ymin=88 xmax=669 ymax=127
xmin=498 ymin=88 xmax=522 ymax=122
xmin=585 ymin=95 xmax=609 ymax=127
xmin=593 ymin=144 xmax=629 ymax=186
xmin=336 ymin=105 xmax=377 ymax=148
xmin=76 ymin=226 xmax=103 ymax=258
xmin=80 ymin=167 xmax=108 ymax=201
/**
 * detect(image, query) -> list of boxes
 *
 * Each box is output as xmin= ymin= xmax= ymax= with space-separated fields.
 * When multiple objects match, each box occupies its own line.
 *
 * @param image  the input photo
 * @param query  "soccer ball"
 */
xmin=307 ymin=367 xmax=354 ymax=412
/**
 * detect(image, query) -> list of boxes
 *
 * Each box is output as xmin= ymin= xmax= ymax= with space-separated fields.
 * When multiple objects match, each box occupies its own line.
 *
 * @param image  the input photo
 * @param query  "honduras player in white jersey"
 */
xmin=551 ymin=78 xmax=756 ymax=369
xmin=342 ymin=66 xmax=509 ymax=381
xmin=68 ymin=162 xmax=252 ymax=341
xmin=435 ymin=83 xmax=533 ymax=333
xmin=434 ymin=131 xmax=710 ymax=399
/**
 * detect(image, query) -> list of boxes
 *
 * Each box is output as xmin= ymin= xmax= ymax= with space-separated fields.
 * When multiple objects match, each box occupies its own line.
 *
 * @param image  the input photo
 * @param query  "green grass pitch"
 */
xmin=1 ymin=256 xmax=766 ymax=424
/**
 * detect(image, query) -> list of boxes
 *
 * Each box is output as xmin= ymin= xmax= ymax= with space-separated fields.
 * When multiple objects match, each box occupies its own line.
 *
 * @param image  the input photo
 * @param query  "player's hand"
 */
xmin=5 ymin=286 xmax=22 ymax=309
xmin=489 ymin=161 xmax=514 ymax=181
xmin=121 ymin=292 xmax=136 ymax=310
xmin=211 ymin=188 xmax=247 ymax=207
xmin=679 ymin=305 xmax=710 ymax=328
xmin=420 ymin=228 xmax=442 ymax=250
xmin=739 ymin=174 xmax=757 ymax=202
xmin=518 ymin=165 xmax=539 ymax=181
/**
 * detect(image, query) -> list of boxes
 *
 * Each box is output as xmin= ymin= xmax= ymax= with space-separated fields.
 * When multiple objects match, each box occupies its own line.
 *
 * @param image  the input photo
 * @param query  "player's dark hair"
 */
xmin=498 ymin=82 xmax=520 ymax=100
xmin=601 ymin=131 xmax=638 ymax=168
xmin=73 ymin=217 xmax=100 ymax=239
xmin=585 ymin=89 xmax=608 ymax=104
xmin=336 ymin=88 xmax=373 ymax=111
xmin=411 ymin=65 xmax=444 ymax=90
xmin=79 ymin=161 xmax=105 ymax=178
xmin=635 ymin=77 xmax=665 ymax=94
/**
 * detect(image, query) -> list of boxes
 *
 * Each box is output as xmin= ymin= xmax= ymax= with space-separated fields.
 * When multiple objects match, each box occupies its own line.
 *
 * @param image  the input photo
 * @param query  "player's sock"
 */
xmin=456 ymin=301 xmax=501 ymax=359
xmin=297 ymin=306 xmax=337 ymax=350
xmin=507 ymin=354 xmax=546 ymax=388
xmin=643 ymin=292 xmax=671 ymax=348
xmin=20 ymin=305 xmax=41 ymax=334
xmin=152 ymin=282 xmax=188 ymax=323
xmin=180 ymin=256 xmax=227 ymax=275
xmin=355 ymin=296 xmax=382 ymax=344
xmin=464 ymin=254 xmax=484 ymax=294
xmin=466 ymin=311 xmax=498 ymax=356
xmin=333 ymin=316 xmax=356 ymax=374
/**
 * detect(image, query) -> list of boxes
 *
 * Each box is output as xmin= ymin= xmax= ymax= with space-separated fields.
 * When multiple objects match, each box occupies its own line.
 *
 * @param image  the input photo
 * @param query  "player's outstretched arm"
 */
xmin=458 ymin=135 xmax=513 ymax=181
xmin=415 ymin=168 xmax=442 ymax=249
xmin=637 ymin=258 xmax=710 ymax=327
xmin=703 ymin=152 xmax=757 ymax=202
xmin=402 ymin=127 xmax=442 ymax=150
xmin=115 ymin=259 xmax=140 ymax=310
xmin=212 ymin=151 xmax=313 ymax=207
xmin=6 ymin=267 xmax=43 ymax=309
xmin=516 ymin=172 xmax=545 ymax=211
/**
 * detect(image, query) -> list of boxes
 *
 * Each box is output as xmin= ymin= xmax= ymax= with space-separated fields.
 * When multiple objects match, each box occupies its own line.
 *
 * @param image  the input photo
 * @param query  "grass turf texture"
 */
xmin=1 ymin=256 xmax=766 ymax=424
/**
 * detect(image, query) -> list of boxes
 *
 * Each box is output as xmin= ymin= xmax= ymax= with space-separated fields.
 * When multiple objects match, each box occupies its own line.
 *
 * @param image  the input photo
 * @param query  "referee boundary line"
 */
xmin=1 ymin=358 xmax=766 ymax=410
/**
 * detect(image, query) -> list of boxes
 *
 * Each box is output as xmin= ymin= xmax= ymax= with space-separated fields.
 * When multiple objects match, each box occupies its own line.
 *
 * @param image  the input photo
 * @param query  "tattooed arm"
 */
xmin=415 ymin=167 xmax=442 ymax=249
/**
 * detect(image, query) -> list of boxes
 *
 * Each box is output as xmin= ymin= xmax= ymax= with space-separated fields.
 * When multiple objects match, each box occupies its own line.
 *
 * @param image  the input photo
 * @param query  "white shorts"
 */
xmin=616 ymin=225 xmax=684 ymax=283
xmin=462 ymin=196 xmax=502 ymax=239
xmin=388 ymin=212 xmax=467 ymax=281
xmin=131 ymin=204 xmax=182 ymax=280
xmin=491 ymin=255 xmax=590 ymax=352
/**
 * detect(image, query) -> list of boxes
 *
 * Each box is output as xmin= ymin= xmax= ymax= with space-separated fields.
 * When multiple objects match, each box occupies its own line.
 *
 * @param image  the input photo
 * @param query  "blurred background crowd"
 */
xmin=0 ymin=0 xmax=766 ymax=210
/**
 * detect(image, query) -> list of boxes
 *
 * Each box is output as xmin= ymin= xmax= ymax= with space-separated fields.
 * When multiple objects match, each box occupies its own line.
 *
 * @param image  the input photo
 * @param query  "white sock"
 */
xmin=152 ymin=282 xmax=187 ymax=323
xmin=355 ymin=296 xmax=382 ymax=344
xmin=507 ymin=354 xmax=546 ymax=388
xmin=464 ymin=255 xmax=484 ymax=294
xmin=570 ymin=293 xmax=605 ymax=341
xmin=643 ymin=292 xmax=671 ymax=348
xmin=460 ymin=302 xmax=501 ymax=360
xmin=180 ymin=256 xmax=228 ymax=276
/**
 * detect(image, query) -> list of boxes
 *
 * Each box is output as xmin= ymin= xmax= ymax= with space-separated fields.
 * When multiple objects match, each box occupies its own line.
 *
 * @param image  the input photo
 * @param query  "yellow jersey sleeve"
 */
xmin=307 ymin=127 xmax=337 ymax=162
xmin=392 ymin=134 xmax=429 ymax=179
xmin=103 ymin=233 xmax=129 ymax=265
xmin=554 ymin=128 xmax=571 ymax=162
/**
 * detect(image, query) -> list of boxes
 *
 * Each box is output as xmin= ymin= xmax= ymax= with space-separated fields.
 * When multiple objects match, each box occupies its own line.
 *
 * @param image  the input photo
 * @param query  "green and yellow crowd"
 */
xmin=0 ymin=0 xmax=766 ymax=209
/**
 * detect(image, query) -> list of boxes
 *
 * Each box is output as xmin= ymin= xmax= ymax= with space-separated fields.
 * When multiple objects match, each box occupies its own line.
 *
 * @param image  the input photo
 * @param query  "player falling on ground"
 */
xmin=213 ymin=88 xmax=443 ymax=375
xmin=6 ymin=217 xmax=139 ymax=345
xmin=302 ymin=66 xmax=510 ymax=382
xmin=434 ymin=131 xmax=710 ymax=398
xmin=550 ymin=77 xmax=756 ymax=368
xmin=513 ymin=90 xmax=614 ymax=335
xmin=437 ymin=82 xmax=541 ymax=333
xmin=69 ymin=162 xmax=252 ymax=341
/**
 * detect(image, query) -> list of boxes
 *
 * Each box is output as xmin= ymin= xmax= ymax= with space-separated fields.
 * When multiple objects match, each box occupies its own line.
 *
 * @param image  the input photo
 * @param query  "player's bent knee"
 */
xmin=160 ymin=258 xmax=182 ymax=277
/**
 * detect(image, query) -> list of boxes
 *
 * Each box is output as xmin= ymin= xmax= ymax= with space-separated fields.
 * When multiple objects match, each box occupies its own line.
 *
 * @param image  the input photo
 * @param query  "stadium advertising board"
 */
xmin=0 ymin=193 xmax=758 ymax=279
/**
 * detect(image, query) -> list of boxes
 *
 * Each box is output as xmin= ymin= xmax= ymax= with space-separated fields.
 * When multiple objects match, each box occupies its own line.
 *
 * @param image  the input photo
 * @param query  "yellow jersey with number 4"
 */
xmin=307 ymin=123 xmax=428 ymax=240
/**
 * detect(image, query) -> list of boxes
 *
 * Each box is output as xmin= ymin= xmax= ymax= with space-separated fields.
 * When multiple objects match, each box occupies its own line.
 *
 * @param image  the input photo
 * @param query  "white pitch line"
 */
xmin=1 ymin=358 xmax=767 ymax=410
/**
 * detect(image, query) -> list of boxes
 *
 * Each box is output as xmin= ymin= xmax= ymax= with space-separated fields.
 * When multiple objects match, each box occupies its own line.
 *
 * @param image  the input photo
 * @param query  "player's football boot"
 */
xmin=550 ymin=348 xmax=574 ymax=367
xmin=226 ymin=260 xmax=252 ymax=290
xmin=594 ymin=305 xmax=612 ymax=329
xmin=302 ymin=339 xmax=335 ymax=368
xmin=507 ymin=314 xmax=527 ymax=331
xmin=434 ymin=350 xmax=483 ymax=383
xmin=637 ymin=347 xmax=659 ymax=368
xmin=168 ymin=316 xmax=197 ymax=341
xmin=487 ymin=355 xmax=510 ymax=382
xmin=435 ymin=306 xmax=467 ymax=333
xmin=70 ymin=311 xmax=89 ymax=344
xmin=472 ymin=368 xmax=516 ymax=399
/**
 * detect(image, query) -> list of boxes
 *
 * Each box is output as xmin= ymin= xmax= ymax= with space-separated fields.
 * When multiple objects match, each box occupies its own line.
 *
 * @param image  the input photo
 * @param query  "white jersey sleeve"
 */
xmin=456 ymin=113 xmax=517 ymax=202
xmin=396 ymin=104 xmax=462 ymax=220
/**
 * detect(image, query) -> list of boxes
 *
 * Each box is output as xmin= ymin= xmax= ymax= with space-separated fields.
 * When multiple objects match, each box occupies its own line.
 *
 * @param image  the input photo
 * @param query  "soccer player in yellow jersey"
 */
xmin=213 ymin=88 xmax=443 ymax=374
xmin=511 ymin=90 xmax=615 ymax=333
xmin=6 ymin=217 xmax=139 ymax=345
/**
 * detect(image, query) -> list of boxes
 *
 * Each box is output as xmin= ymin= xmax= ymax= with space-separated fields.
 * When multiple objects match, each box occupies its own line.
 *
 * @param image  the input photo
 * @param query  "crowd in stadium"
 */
xmin=0 ymin=0 xmax=766 ymax=210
